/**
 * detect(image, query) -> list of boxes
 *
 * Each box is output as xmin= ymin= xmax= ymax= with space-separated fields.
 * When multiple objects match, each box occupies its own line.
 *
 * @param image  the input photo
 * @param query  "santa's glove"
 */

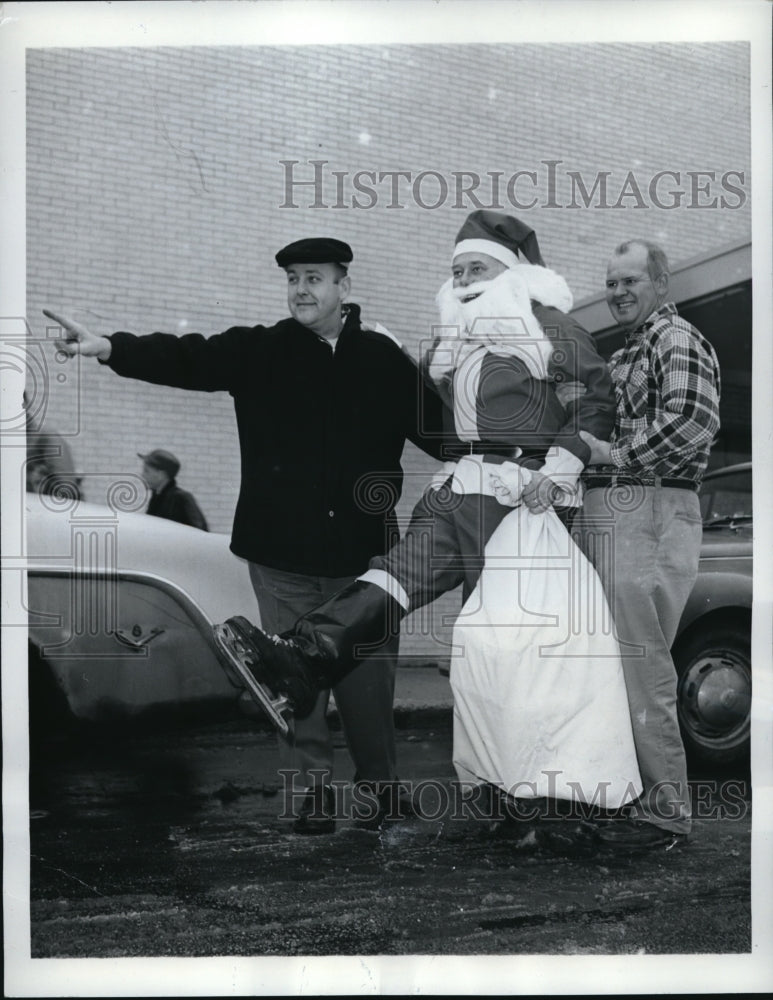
xmin=521 ymin=470 xmax=565 ymax=513
xmin=536 ymin=447 xmax=585 ymax=506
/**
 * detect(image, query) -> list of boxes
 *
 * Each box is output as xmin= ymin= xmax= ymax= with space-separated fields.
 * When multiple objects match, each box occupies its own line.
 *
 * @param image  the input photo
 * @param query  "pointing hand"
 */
xmin=43 ymin=309 xmax=112 ymax=362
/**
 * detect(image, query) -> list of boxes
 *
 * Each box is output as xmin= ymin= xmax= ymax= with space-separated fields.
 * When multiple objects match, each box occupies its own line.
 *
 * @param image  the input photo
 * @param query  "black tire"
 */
xmin=673 ymin=622 xmax=751 ymax=766
xmin=28 ymin=645 xmax=80 ymax=813
xmin=28 ymin=644 xmax=76 ymax=747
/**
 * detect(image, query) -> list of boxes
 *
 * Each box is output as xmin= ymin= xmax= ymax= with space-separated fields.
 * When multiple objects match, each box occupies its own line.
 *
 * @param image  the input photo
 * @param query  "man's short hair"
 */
xmin=281 ymin=260 xmax=349 ymax=282
xmin=613 ymin=239 xmax=669 ymax=281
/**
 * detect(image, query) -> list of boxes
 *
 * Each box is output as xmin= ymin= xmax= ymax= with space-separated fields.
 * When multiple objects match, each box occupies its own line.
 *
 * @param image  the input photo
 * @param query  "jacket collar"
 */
xmin=287 ymin=302 xmax=362 ymax=345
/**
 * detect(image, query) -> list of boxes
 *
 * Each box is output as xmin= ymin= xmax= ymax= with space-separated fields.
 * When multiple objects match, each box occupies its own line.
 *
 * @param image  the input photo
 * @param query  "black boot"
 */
xmin=226 ymin=581 xmax=404 ymax=717
xmin=292 ymin=784 xmax=337 ymax=835
xmin=352 ymin=780 xmax=419 ymax=831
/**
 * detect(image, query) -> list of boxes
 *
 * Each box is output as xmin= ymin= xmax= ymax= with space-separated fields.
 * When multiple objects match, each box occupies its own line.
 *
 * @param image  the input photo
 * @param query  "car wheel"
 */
xmin=673 ymin=624 xmax=751 ymax=766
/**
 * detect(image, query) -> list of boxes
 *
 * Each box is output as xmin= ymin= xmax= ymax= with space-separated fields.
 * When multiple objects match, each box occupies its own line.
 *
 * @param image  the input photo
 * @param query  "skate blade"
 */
xmin=213 ymin=622 xmax=292 ymax=737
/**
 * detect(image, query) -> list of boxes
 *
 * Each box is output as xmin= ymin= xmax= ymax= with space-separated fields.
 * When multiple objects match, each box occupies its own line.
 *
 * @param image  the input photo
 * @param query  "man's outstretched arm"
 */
xmin=44 ymin=308 xmax=252 ymax=394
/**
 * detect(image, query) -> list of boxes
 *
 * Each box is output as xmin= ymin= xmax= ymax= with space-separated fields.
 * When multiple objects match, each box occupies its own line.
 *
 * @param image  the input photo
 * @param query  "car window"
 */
xmin=700 ymin=470 xmax=753 ymax=522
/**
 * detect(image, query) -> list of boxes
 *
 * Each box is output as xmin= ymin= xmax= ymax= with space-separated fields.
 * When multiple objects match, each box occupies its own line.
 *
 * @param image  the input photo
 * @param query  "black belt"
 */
xmin=584 ymin=474 xmax=698 ymax=492
xmin=445 ymin=442 xmax=544 ymax=462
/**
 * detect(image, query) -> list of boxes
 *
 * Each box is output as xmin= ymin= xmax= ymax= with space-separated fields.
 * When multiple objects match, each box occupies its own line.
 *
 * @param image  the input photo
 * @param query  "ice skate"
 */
xmin=214 ymin=615 xmax=315 ymax=735
xmin=215 ymin=582 xmax=404 ymax=735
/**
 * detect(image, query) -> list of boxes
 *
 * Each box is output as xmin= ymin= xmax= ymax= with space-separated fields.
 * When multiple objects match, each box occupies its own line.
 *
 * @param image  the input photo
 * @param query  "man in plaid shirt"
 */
xmin=575 ymin=238 xmax=721 ymax=851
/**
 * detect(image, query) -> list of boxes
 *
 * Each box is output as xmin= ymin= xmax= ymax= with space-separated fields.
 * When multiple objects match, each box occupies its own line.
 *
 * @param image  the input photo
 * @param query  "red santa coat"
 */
xmin=425 ymin=264 xmax=642 ymax=807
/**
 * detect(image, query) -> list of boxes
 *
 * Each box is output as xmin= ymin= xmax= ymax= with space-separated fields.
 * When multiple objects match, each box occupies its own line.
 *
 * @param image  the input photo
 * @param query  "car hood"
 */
xmin=24 ymin=494 xmax=259 ymax=623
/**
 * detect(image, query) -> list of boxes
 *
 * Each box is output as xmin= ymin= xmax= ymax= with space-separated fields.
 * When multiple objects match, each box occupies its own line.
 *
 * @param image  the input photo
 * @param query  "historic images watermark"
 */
xmin=279 ymin=159 xmax=747 ymax=211
xmin=279 ymin=771 xmax=749 ymax=824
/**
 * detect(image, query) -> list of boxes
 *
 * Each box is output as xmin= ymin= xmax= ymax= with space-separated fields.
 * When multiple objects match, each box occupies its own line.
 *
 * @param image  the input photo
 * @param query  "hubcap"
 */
xmin=678 ymin=647 xmax=751 ymax=750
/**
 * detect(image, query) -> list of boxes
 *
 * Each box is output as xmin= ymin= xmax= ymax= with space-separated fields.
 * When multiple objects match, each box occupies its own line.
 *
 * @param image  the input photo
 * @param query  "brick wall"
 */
xmin=25 ymin=42 xmax=751 ymax=662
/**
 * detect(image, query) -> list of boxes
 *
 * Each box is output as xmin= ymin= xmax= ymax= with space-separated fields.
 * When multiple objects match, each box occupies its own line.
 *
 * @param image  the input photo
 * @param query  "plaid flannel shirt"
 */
xmin=607 ymin=303 xmax=721 ymax=482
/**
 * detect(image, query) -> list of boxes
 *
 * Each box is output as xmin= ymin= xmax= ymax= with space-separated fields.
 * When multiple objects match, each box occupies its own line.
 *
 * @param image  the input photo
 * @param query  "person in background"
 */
xmin=138 ymin=448 xmax=209 ymax=531
xmin=24 ymin=390 xmax=82 ymax=500
xmin=26 ymin=457 xmax=52 ymax=495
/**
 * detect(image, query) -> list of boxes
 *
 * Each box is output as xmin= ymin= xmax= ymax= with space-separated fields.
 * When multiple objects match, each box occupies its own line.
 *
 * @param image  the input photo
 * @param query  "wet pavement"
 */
xmin=26 ymin=712 xmax=753 ymax=962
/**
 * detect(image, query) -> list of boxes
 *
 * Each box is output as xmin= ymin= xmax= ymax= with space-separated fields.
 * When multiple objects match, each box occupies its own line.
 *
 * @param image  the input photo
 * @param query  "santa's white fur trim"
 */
xmin=514 ymin=262 xmax=573 ymax=312
xmin=539 ymin=446 xmax=584 ymax=507
xmin=453 ymin=238 xmax=519 ymax=270
xmin=356 ymin=568 xmax=410 ymax=611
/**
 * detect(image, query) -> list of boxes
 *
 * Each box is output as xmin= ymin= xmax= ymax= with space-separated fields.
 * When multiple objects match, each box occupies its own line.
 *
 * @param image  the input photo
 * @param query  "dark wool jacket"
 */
xmin=106 ymin=304 xmax=453 ymax=576
xmin=146 ymin=480 xmax=209 ymax=532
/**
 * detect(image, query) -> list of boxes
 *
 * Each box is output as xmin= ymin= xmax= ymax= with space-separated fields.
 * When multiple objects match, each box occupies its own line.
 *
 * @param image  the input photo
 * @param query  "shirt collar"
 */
xmin=626 ymin=301 xmax=677 ymax=340
xmin=326 ymin=302 xmax=360 ymax=351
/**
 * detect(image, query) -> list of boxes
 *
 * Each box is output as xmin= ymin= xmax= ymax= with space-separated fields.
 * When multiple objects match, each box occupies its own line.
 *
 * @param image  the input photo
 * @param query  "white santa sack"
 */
xmin=451 ymin=502 xmax=643 ymax=809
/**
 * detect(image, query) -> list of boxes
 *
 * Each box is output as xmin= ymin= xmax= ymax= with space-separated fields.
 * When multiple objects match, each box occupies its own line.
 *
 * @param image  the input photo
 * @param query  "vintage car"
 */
xmin=673 ymin=462 xmax=752 ymax=766
xmin=23 ymin=490 xmax=259 ymax=736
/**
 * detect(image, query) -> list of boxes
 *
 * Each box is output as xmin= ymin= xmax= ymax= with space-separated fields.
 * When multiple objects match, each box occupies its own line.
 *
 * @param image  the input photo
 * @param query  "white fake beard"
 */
xmin=431 ymin=267 xmax=554 ymax=381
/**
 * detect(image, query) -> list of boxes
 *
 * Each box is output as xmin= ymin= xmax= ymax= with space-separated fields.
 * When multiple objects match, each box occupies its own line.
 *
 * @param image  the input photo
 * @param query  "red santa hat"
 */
xmin=452 ymin=210 xmax=546 ymax=269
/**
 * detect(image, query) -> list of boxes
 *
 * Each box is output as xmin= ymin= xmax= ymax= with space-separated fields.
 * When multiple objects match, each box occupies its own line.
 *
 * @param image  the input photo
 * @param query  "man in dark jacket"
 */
xmin=138 ymin=448 xmax=208 ymax=531
xmin=44 ymin=237 xmax=452 ymax=835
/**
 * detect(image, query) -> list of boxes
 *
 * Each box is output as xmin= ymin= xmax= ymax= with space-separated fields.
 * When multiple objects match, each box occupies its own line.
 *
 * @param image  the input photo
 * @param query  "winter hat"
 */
xmin=452 ymin=210 xmax=546 ymax=269
xmin=138 ymin=449 xmax=181 ymax=478
xmin=275 ymin=237 xmax=353 ymax=269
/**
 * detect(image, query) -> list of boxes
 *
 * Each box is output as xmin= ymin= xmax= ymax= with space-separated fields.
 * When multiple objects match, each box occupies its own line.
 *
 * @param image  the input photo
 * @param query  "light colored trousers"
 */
xmin=572 ymin=486 xmax=702 ymax=834
xmin=248 ymin=562 xmax=398 ymax=791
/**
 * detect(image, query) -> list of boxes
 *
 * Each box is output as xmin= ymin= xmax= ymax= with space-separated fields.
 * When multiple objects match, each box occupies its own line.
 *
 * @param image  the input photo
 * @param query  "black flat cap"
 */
xmin=138 ymin=449 xmax=181 ymax=478
xmin=275 ymin=237 xmax=353 ymax=268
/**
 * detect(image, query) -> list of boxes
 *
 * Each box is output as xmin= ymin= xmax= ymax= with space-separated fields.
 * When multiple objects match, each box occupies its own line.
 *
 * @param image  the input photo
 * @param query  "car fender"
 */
xmin=677 ymin=570 xmax=752 ymax=637
xmin=26 ymin=568 xmax=252 ymax=721
xmin=24 ymin=494 xmax=261 ymax=722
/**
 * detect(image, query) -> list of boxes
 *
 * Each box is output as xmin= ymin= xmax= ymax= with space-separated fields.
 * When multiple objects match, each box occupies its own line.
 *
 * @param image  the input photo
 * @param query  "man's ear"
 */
xmin=655 ymin=271 xmax=669 ymax=301
xmin=339 ymin=274 xmax=351 ymax=301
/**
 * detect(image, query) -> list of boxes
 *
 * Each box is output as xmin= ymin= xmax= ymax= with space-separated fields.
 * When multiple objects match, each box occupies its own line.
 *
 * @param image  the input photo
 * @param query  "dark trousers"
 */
xmin=248 ymin=562 xmax=399 ymax=791
xmin=371 ymin=486 xmax=515 ymax=612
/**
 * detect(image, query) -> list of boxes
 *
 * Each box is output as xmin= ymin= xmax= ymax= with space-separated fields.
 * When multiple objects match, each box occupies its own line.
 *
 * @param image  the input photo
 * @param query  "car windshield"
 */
xmin=700 ymin=468 xmax=752 ymax=525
